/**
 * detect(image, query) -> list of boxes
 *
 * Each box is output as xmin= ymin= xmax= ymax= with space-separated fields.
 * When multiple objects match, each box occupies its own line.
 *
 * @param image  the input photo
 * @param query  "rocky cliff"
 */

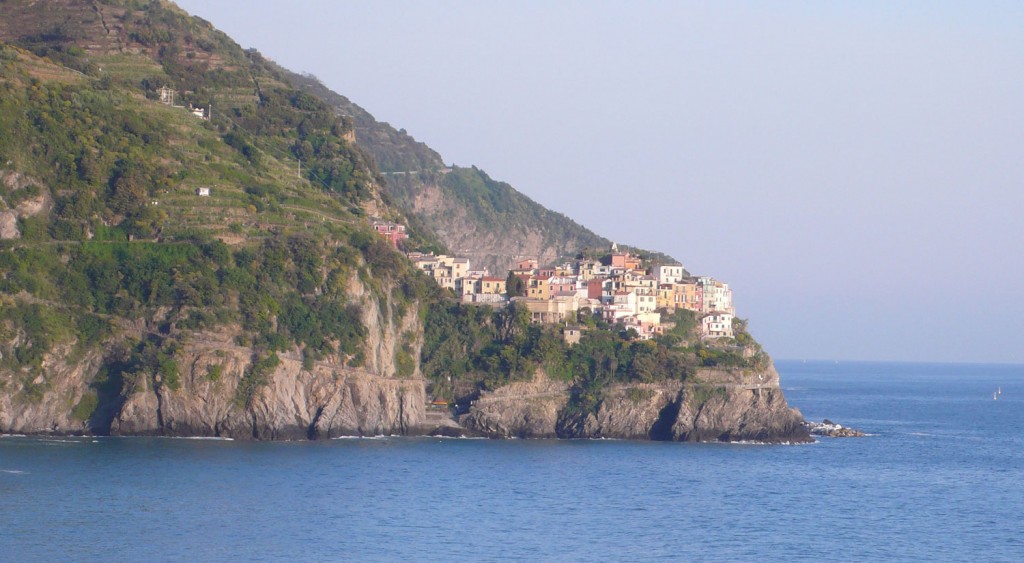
xmin=0 ymin=0 xmax=809 ymax=445
xmin=461 ymin=363 xmax=809 ymax=443
xmin=2 ymin=310 xmax=808 ymax=443
xmin=0 ymin=271 xmax=430 ymax=440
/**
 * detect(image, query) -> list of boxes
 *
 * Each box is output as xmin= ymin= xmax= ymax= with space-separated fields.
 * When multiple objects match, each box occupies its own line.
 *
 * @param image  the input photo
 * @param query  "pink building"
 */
xmin=372 ymin=221 xmax=408 ymax=248
xmin=516 ymin=258 xmax=539 ymax=271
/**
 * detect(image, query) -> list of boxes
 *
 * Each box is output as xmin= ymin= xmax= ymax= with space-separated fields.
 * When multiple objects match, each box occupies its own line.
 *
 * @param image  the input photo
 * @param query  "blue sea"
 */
xmin=2 ymin=361 xmax=1022 ymax=561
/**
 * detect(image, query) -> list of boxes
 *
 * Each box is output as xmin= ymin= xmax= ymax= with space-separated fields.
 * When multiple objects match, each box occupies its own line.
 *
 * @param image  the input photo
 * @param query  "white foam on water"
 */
xmin=162 ymin=436 xmax=234 ymax=441
xmin=1 ymin=469 xmax=27 ymax=474
xmin=331 ymin=435 xmax=396 ymax=440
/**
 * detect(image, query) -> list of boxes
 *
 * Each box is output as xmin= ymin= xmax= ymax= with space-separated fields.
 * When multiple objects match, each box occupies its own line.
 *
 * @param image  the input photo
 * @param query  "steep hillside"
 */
xmin=286 ymin=72 xmax=610 ymax=273
xmin=0 ymin=0 xmax=807 ymax=442
xmin=0 ymin=0 xmax=444 ymax=437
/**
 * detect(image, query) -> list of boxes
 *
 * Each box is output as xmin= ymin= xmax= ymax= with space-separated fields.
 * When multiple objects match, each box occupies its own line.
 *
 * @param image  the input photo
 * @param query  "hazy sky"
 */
xmin=176 ymin=1 xmax=1024 ymax=364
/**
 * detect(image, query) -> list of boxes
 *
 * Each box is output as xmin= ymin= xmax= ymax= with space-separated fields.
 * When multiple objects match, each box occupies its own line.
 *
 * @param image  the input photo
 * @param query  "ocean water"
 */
xmin=2 ymin=360 xmax=1022 ymax=561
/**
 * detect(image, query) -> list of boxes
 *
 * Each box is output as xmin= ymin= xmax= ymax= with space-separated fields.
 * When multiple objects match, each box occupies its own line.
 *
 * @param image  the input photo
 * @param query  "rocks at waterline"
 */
xmin=804 ymin=419 xmax=865 ymax=438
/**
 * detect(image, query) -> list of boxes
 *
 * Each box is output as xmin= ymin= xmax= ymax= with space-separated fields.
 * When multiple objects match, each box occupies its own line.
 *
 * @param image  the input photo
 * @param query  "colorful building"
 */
xmin=372 ymin=221 xmax=408 ymax=248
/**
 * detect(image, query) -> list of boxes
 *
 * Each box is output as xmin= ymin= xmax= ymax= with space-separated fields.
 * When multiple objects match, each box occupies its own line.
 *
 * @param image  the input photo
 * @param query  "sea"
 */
xmin=2 ymin=360 xmax=1022 ymax=562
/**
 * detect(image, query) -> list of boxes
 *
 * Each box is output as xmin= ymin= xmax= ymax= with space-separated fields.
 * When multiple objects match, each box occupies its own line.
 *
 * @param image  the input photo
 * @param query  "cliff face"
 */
xmin=1 ymin=340 xmax=423 ymax=440
xmin=0 ymin=273 xmax=428 ymax=440
xmin=107 ymin=327 xmax=424 ymax=440
xmin=383 ymin=171 xmax=605 ymax=274
xmin=2 ymin=328 xmax=808 ymax=443
xmin=460 ymin=363 xmax=810 ymax=443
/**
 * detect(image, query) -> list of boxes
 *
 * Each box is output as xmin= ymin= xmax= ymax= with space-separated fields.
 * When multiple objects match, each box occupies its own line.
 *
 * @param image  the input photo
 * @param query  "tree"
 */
xmin=505 ymin=271 xmax=525 ymax=297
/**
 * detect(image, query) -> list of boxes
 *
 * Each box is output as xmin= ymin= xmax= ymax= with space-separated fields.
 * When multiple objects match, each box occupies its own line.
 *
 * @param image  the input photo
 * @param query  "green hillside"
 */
xmin=0 ymin=0 xmax=756 ymax=438
xmin=0 ymin=1 xmax=444 ymax=422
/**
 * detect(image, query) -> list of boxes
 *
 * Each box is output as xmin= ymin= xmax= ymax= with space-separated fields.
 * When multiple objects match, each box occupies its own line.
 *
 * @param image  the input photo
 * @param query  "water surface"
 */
xmin=2 ymin=361 xmax=1022 ymax=561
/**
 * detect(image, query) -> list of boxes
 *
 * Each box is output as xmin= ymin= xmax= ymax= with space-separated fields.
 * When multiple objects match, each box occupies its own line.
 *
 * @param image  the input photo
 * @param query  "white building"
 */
xmin=654 ymin=264 xmax=685 ymax=285
xmin=699 ymin=276 xmax=734 ymax=315
xmin=701 ymin=312 xmax=735 ymax=338
xmin=636 ymin=293 xmax=657 ymax=314
xmin=603 ymin=291 xmax=638 ymax=321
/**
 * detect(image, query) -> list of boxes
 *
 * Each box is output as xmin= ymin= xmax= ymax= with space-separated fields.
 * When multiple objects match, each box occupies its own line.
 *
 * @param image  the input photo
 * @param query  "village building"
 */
xmin=562 ymin=325 xmax=584 ymax=346
xmin=516 ymin=296 xmax=581 ymax=324
xmin=515 ymin=258 xmax=539 ymax=271
xmin=554 ymin=263 xmax=577 ymax=277
xmin=675 ymin=281 xmax=703 ymax=312
xmin=699 ymin=277 xmax=734 ymax=315
xmin=454 ymin=275 xmax=481 ymax=296
xmin=576 ymin=260 xmax=601 ymax=281
xmin=409 ymin=253 xmax=468 ymax=291
xmin=654 ymin=264 xmax=685 ymax=285
xmin=462 ymin=293 xmax=508 ymax=306
xmin=547 ymin=276 xmax=577 ymax=296
xmin=527 ymin=276 xmax=552 ymax=300
xmin=410 ymin=251 xmax=740 ymax=340
xmin=372 ymin=221 xmax=409 ymax=248
xmin=603 ymin=291 xmax=638 ymax=322
xmin=536 ymin=265 xmax=557 ymax=279
xmin=622 ymin=312 xmax=664 ymax=340
xmin=479 ymin=276 xmax=507 ymax=295
xmin=701 ymin=312 xmax=735 ymax=338
xmin=636 ymin=292 xmax=658 ymax=314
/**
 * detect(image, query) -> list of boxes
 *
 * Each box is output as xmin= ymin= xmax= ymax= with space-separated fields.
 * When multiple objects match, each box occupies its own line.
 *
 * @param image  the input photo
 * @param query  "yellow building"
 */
xmin=527 ymin=277 xmax=552 ymax=300
xmin=519 ymin=296 xmax=580 ymax=324
xmin=674 ymin=282 xmax=702 ymax=312
xmin=480 ymin=277 xmax=507 ymax=295
xmin=657 ymin=285 xmax=676 ymax=310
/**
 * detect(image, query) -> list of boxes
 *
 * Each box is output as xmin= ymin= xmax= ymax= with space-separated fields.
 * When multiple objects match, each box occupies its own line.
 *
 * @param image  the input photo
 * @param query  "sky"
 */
xmin=176 ymin=0 xmax=1024 ymax=364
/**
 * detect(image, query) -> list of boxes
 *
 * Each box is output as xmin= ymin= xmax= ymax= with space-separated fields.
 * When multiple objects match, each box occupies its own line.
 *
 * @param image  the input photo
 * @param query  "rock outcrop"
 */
xmin=2 ymin=335 xmax=810 ymax=443
xmin=0 ymin=171 xmax=50 ymax=240
xmin=458 ymin=363 xmax=811 ymax=443
xmin=804 ymin=419 xmax=866 ymax=438
xmin=1 ymin=270 xmax=429 ymax=440
xmin=1 ymin=329 xmax=425 ymax=440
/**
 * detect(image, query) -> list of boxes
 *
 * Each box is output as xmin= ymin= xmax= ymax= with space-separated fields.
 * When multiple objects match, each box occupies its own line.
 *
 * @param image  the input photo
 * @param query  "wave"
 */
xmin=721 ymin=439 xmax=817 ymax=446
xmin=331 ymin=434 xmax=401 ymax=440
xmin=161 ymin=436 xmax=234 ymax=441
xmin=1 ymin=469 xmax=28 ymax=474
xmin=425 ymin=435 xmax=488 ymax=440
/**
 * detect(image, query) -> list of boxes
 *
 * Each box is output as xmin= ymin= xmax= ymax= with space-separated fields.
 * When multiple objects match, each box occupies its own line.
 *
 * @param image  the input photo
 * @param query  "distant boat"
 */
xmin=994 ymin=392 xmax=998 ymax=401
xmin=998 ymin=386 xmax=1002 ymax=395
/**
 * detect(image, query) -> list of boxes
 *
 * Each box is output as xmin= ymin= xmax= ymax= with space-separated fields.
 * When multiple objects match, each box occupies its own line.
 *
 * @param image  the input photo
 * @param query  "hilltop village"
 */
xmin=373 ymin=221 xmax=736 ymax=342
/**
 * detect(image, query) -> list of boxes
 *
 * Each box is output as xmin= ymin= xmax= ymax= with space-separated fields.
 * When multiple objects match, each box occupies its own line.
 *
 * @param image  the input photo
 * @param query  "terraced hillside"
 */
xmin=286 ymin=71 xmax=612 ymax=273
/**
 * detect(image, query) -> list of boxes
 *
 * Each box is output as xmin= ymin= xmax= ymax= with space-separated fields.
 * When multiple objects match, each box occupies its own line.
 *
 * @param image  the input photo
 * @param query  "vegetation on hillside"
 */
xmin=0 ymin=0 xmax=442 ymax=416
xmin=420 ymin=300 xmax=766 ymax=413
xmin=0 ymin=0 xmax=768 ymax=433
